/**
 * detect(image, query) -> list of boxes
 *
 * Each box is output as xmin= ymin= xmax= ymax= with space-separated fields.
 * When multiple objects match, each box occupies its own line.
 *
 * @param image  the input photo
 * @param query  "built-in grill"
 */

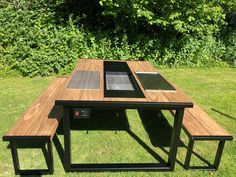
xmin=104 ymin=61 xmax=145 ymax=98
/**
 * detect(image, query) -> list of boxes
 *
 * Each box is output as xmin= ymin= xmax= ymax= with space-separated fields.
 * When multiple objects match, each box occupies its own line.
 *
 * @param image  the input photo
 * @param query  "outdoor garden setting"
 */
xmin=0 ymin=0 xmax=236 ymax=176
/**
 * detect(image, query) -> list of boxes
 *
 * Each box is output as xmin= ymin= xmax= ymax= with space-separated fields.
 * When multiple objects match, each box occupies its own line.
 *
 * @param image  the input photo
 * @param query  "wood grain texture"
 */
xmin=4 ymin=78 xmax=68 ymax=140
xmin=57 ymin=59 xmax=192 ymax=104
xmin=185 ymin=104 xmax=232 ymax=137
xmin=171 ymin=105 xmax=232 ymax=137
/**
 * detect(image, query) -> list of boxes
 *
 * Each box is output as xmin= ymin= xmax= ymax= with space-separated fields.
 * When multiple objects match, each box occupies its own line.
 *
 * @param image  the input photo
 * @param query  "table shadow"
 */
xmin=54 ymin=109 xmax=168 ymax=167
xmin=54 ymin=109 xmax=215 ymax=171
xmin=137 ymin=110 xmax=185 ymax=148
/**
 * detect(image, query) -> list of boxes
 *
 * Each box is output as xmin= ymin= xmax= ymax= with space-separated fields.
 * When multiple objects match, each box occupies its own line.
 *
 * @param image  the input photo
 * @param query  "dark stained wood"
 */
xmin=4 ymin=78 xmax=68 ymax=140
xmin=57 ymin=59 xmax=192 ymax=104
xmin=171 ymin=105 xmax=232 ymax=137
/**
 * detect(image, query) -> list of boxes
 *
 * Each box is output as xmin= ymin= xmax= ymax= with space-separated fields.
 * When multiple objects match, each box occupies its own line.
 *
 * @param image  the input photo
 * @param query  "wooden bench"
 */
xmin=172 ymin=104 xmax=233 ymax=170
xmin=2 ymin=78 xmax=67 ymax=175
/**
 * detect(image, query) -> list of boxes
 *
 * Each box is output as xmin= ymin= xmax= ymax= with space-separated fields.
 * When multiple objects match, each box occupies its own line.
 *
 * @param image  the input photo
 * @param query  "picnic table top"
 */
xmin=55 ymin=59 xmax=193 ymax=108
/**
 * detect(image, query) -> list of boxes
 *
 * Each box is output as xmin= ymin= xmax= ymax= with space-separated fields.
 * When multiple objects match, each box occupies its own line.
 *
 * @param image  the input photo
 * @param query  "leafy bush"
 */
xmin=222 ymin=30 xmax=236 ymax=67
xmin=0 ymin=1 xmax=81 ymax=76
xmin=99 ymin=0 xmax=226 ymax=35
xmin=0 ymin=0 xmax=235 ymax=77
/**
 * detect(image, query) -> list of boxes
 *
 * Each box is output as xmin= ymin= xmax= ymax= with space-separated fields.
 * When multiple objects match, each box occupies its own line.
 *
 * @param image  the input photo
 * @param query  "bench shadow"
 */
xmin=54 ymin=109 xmax=166 ymax=166
xmin=190 ymin=150 xmax=213 ymax=167
xmin=20 ymin=175 xmax=41 ymax=177
xmin=211 ymin=108 xmax=236 ymax=121
xmin=158 ymin=141 xmax=213 ymax=168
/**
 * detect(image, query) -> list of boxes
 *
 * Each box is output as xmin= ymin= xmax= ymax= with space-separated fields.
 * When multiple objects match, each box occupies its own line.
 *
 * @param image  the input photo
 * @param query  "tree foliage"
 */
xmin=100 ymin=0 xmax=228 ymax=35
xmin=0 ymin=0 xmax=235 ymax=77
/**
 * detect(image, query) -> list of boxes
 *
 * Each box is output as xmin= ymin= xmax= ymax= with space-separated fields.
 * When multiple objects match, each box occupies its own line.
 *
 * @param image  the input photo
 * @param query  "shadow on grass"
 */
xmin=137 ymin=110 xmax=188 ymax=168
xmin=211 ymin=108 xmax=236 ymax=121
xmin=137 ymin=110 xmax=185 ymax=148
xmin=56 ymin=109 xmax=213 ymax=169
xmin=137 ymin=110 xmax=216 ymax=168
xmin=20 ymin=175 xmax=42 ymax=177
xmin=55 ymin=109 xmax=168 ymax=165
xmin=5 ymin=141 xmax=49 ymax=177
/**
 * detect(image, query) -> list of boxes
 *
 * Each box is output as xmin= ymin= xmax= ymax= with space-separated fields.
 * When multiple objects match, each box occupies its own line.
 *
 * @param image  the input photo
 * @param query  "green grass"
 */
xmin=0 ymin=68 xmax=235 ymax=176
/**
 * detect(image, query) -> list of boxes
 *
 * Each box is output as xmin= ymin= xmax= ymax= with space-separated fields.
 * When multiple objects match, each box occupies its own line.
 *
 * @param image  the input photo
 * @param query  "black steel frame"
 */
xmin=9 ymin=139 xmax=53 ymax=175
xmin=62 ymin=105 xmax=186 ymax=172
xmin=184 ymin=137 xmax=230 ymax=170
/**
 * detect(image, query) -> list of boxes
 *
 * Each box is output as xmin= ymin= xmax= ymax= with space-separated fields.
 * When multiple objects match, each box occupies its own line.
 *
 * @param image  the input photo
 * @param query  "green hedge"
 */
xmin=0 ymin=0 xmax=235 ymax=77
xmin=100 ymin=0 xmax=226 ymax=35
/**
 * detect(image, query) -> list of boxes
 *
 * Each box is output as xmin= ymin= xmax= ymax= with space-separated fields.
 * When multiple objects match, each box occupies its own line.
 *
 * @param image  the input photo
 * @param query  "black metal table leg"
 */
xmin=63 ymin=108 xmax=185 ymax=172
xmin=63 ymin=107 xmax=71 ymax=172
xmin=168 ymin=109 xmax=184 ymax=171
xmin=184 ymin=139 xmax=194 ymax=169
xmin=213 ymin=140 xmax=225 ymax=170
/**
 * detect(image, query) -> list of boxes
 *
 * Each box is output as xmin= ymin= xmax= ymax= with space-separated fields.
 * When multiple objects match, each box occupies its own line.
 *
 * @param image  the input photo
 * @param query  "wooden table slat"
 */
xmin=57 ymin=59 xmax=193 ymax=106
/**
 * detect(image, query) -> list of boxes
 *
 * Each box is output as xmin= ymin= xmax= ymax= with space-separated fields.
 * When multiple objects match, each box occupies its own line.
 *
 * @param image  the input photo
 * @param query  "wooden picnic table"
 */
xmin=3 ymin=59 xmax=232 ymax=175
xmin=55 ymin=59 xmax=193 ymax=172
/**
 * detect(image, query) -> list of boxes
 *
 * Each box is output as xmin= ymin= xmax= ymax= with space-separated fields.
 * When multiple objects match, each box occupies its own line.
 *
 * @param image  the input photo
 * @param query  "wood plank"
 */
xmin=186 ymin=105 xmax=231 ymax=137
xmin=182 ymin=110 xmax=210 ymax=136
xmin=4 ymin=78 xmax=67 ymax=138
xmin=170 ymin=104 xmax=232 ymax=137
xmin=57 ymin=59 xmax=193 ymax=106
xmin=127 ymin=61 xmax=190 ymax=103
xmin=38 ymin=105 xmax=63 ymax=139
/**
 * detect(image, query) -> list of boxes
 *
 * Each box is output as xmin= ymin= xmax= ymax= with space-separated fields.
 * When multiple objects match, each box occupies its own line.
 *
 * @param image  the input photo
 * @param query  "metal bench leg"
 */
xmin=9 ymin=140 xmax=54 ymax=175
xmin=184 ymin=139 xmax=194 ymax=170
xmin=213 ymin=140 xmax=225 ymax=170
xmin=10 ymin=141 xmax=20 ymax=175
xmin=47 ymin=140 xmax=54 ymax=174
xmin=184 ymin=139 xmax=226 ymax=171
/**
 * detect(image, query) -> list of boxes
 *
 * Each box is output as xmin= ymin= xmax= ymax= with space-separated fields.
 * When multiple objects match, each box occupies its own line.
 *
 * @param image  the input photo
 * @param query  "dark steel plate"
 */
xmin=67 ymin=71 xmax=100 ymax=89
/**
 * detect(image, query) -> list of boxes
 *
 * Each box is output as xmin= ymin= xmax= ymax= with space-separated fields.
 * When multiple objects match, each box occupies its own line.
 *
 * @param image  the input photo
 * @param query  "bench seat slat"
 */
xmin=3 ymin=78 xmax=67 ymax=140
xmin=186 ymin=105 xmax=231 ymax=137
xmin=170 ymin=104 xmax=232 ymax=139
xmin=182 ymin=110 xmax=210 ymax=136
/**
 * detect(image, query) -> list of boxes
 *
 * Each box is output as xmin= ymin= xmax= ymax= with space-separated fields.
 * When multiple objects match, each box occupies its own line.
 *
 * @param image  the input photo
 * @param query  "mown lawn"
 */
xmin=0 ymin=68 xmax=235 ymax=177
